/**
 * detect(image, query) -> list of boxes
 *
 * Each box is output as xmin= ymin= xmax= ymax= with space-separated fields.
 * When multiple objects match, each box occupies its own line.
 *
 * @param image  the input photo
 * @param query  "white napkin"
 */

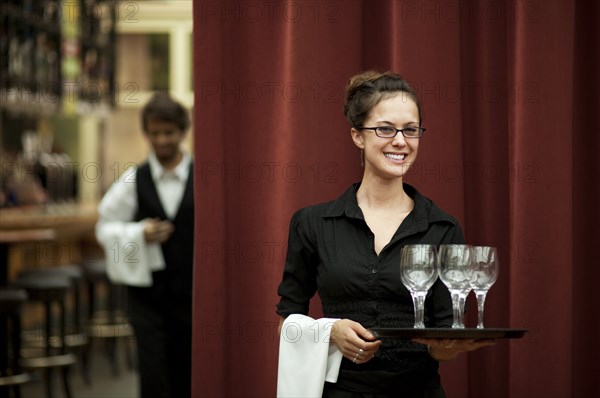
xmin=100 ymin=222 xmax=165 ymax=286
xmin=277 ymin=314 xmax=343 ymax=397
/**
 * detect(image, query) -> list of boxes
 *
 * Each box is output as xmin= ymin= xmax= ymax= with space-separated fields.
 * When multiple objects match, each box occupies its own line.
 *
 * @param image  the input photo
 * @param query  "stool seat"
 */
xmin=0 ymin=288 xmax=28 ymax=312
xmin=19 ymin=265 xmax=83 ymax=281
xmin=51 ymin=265 xmax=83 ymax=278
xmin=82 ymin=260 xmax=108 ymax=282
xmin=15 ymin=275 xmax=71 ymax=295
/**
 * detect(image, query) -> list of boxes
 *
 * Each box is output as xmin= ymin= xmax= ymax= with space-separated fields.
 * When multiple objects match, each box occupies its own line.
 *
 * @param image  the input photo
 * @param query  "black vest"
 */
xmin=134 ymin=162 xmax=194 ymax=299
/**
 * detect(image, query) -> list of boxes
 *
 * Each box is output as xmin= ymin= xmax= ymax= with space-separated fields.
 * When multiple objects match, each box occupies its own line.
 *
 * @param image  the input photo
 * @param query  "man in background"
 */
xmin=95 ymin=92 xmax=194 ymax=397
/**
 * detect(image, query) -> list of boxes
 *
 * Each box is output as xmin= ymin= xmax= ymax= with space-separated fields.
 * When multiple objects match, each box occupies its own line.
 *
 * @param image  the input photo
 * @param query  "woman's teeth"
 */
xmin=385 ymin=153 xmax=406 ymax=160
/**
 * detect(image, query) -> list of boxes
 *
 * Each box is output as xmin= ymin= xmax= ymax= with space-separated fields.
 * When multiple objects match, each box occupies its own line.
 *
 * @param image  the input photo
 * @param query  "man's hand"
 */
xmin=143 ymin=218 xmax=174 ymax=243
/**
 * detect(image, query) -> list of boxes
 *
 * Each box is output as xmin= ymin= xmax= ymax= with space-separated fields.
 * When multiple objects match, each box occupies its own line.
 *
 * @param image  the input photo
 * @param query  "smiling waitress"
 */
xmin=276 ymin=71 xmax=494 ymax=398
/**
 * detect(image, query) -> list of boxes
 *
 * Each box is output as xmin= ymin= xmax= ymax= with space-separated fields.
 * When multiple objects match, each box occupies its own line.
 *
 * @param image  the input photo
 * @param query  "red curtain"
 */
xmin=192 ymin=1 xmax=599 ymax=397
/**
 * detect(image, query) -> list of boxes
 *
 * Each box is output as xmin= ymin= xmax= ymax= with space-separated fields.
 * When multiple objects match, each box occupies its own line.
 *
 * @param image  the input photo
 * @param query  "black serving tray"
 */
xmin=369 ymin=328 xmax=528 ymax=340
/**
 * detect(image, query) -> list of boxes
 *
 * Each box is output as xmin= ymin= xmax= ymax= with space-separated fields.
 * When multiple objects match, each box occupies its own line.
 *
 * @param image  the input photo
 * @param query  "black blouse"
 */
xmin=276 ymin=183 xmax=465 ymax=393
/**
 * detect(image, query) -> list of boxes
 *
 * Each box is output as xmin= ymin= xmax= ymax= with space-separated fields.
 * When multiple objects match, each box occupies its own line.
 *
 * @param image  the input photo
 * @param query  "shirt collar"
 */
xmin=323 ymin=182 xmax=457 ymax=226
xmin=148 ymin=151 xmax=191 ymax=182
xmin=323 ymin=182 xmax=362 ymax=219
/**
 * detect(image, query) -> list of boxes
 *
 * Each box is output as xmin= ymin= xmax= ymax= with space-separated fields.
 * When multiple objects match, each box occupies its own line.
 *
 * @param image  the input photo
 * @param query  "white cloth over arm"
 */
xmin=95 ymin=166 xmax=165 ymax=286
xmin=277 ymin=314 xmax=343 ymax=397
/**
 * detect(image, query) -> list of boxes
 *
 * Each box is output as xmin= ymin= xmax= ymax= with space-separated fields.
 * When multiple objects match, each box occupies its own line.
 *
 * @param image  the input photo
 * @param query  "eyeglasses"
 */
xmin=357 ymin=126 xmax=426 ymax=139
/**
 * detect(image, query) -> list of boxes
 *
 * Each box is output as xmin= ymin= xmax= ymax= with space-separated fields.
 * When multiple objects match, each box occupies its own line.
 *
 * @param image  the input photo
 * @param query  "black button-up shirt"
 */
xmin=276 ymin=183 xmax=465 ymax=382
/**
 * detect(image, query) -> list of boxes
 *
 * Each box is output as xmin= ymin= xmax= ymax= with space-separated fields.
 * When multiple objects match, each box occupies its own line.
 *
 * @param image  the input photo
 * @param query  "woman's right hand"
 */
xmin=330 ymin=319 xmax=382 ymax=365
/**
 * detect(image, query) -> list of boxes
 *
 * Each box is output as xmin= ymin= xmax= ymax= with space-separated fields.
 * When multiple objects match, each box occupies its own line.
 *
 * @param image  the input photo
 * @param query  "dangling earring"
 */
xmin=360 ymin=149 xmax=364 ymax=167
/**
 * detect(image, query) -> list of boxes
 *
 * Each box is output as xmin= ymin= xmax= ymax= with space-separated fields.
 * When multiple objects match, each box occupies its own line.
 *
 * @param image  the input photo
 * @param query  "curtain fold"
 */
xmin=507 ymin=1 xmax=577 ymax=396
xmin=571 ymin=0 xmax=599 ymax=397
xmin=192 ymin=1 xmax=599 ymax=396
xmin=457 ymin=2 xmax=510 ymax=397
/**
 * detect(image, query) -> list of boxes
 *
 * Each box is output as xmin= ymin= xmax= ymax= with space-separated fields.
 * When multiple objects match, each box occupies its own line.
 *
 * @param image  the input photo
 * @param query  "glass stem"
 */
xmin=450 ymin=291 xmax=462 ymax=328
xmin=475 ymin=291 xmax=488 ymax=329
xmin=412 ymin=292 xmax=426 ymax=328
xmin=458 ymin=291 xmax=469 ymax=328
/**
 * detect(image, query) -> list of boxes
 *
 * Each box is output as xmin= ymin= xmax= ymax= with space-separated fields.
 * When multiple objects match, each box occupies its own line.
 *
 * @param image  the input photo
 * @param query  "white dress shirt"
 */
xmin=95 ymin=152 xmax=191 ymax=286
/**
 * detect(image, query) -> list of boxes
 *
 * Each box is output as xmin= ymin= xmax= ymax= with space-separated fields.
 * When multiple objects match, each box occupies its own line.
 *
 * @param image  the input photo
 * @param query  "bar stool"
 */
xmin=0 ymin=288 xmax=31 ymax=398
xmin=83 ymin=260 xmax=135 ymax=379
xmin=18 ymin=266 xmax=90 ymax=384
xmin=14 ymin=274 xmax=76 ymax=398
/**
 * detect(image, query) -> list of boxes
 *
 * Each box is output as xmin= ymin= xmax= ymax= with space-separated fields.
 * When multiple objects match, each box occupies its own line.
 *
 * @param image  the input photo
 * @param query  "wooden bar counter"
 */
xmin=0 ymin=203 xmax=100 ymax=285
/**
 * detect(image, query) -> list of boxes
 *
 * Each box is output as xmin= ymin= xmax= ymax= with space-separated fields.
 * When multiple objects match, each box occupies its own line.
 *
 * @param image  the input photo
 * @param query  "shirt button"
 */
xmin=371 ymin=269 xmax=377 ymax=274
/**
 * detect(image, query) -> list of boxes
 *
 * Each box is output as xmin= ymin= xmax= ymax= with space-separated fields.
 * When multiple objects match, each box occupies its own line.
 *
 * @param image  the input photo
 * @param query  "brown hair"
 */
xmin=343 ymin=71 xmax=421 ymax=128
xmin=141 ymin=92 xmax=190 ymax=133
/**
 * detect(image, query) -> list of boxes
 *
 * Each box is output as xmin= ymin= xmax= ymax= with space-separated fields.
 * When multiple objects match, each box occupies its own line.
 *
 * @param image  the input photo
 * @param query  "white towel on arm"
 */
xmin=96 ymin=220 xmax=166 ymax=286
xmin=277 ymin=314 xmax=344 ymax=397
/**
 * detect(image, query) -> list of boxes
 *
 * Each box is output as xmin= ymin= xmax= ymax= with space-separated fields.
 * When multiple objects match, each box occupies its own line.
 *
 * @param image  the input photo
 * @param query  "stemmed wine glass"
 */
xmin=469 ymin=246 xmax=498 ymax=329
xmin=400 ymin=244 xmax=439 ymax=329
xmin=438 ymin=244 xmax=473 ymax=328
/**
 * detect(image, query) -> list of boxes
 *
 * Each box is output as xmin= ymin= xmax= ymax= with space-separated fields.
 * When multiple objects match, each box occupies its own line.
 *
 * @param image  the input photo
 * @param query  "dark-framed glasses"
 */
xmin=357 ymin=126 xmax=426 ymax=138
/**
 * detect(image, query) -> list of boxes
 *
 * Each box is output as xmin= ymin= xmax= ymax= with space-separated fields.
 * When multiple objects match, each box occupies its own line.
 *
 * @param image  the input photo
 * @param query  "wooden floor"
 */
xmin=21 ymin=339 xmax=138 ymax=398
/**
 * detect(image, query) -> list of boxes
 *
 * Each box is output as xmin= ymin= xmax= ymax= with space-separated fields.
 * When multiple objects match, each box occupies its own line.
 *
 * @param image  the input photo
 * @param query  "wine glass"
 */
xmin=400 ymin=244 xmax=439 ymax=329
xmin=438 ymin=244 xmax=473 ymax=328
xmin=469 ymin=246 xmax=499 ymax=329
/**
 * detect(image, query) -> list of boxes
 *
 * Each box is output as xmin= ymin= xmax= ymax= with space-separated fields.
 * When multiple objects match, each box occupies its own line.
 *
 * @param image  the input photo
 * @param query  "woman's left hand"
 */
xmin=412 ymin=338 xmax=496 ymax=361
